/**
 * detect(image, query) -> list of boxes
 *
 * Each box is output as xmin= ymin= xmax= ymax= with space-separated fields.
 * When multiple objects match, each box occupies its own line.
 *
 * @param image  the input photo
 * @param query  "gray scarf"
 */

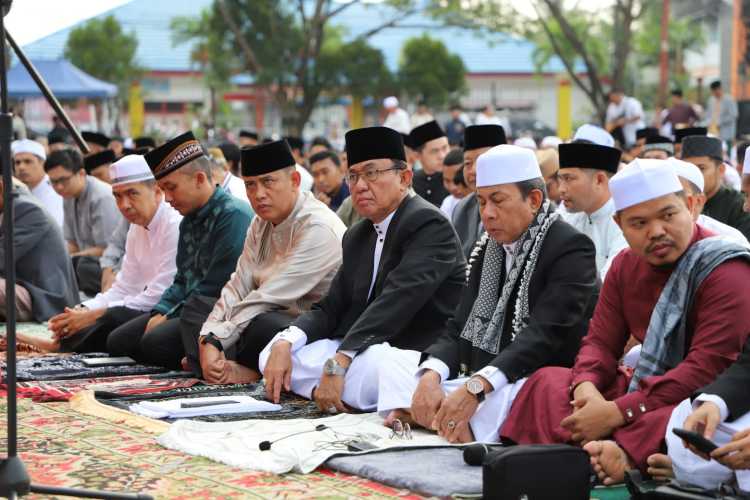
xmin=629 ymin=237 xmax=750 ymax=392
xmin=460 ymin=200 xmax=558 ymax=354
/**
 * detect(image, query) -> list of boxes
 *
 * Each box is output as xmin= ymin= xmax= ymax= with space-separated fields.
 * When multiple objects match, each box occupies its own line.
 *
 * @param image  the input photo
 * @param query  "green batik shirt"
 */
xmin=153 ymin=187 xmax=253 ymax=318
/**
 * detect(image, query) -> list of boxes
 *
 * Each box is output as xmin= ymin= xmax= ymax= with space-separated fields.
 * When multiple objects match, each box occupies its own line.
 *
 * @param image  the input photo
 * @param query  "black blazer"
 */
xmin=293 ymin=194 xmax=466 ymax=353
xmin=698 ymin=336 xmax=750 ymax=421
xmin=425 ymin=218 xmax=600 ymax=382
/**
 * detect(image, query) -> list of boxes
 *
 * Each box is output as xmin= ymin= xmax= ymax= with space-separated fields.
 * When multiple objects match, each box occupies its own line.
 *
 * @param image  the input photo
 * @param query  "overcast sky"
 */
xmin=6 ymin=0 xmax=131 ymax=46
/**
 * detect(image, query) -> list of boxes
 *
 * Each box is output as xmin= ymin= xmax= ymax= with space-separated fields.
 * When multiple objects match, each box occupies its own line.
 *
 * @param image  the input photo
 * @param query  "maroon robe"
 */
xmin=500 ymin=225 xmax=750 ymax=470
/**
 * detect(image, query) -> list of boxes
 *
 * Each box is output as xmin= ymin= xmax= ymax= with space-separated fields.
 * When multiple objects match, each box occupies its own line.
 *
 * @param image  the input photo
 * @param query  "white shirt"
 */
xmin=474 ymin=113 xmax=512 ymax=136
xmin=561 ymin=198 xmax=628 ymax=280
xmin=410 ymin=112 xmax=434 ymax=129
xmin=82 ymin=200 xmax=182 ymax=311
xmin=724 ymin=165 xmax=742 ymax=191
xmin=440 ymin=194 xmax=462 ymax=220
xmin=221 ymin=172 xmax=250 ymax=205
xmin=383 ymin=108 xmax=411 ymax=135
xmin=697 ymin=214 xmax=750 ymax=246
xmin=605 ymin=96 xmax=644 ymax=146
xmin=270 ymin=208 xmax=399 ymax=360
xmin=296 ymin=164 xmax=314 ymax=192
xmin=30 ymin=175 xmax=64 ymax=228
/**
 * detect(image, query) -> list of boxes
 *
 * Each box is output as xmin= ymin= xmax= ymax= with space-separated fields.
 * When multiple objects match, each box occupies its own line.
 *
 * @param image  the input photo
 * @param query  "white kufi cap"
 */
xmin=610 ymin=158 xmax=683 ymax=211
xmin=668 ymin=157 xmax=704 ymax=193
xmin=513 ymin=136 xmax=538 ymax=150
xmin=11 ymin=139 xmax=46 ymax=161
xmin=383 ymin=96 xmax=399 ymax=108
xmin=540 ymin=136 xmax=562 ymax=149
xmin=109 ymin=154 xmax=154 ymax=187
xmin=573 ymin=124 xmax=615 ymax=147
xmin=476 ymin=144 xmax=543 ymax=188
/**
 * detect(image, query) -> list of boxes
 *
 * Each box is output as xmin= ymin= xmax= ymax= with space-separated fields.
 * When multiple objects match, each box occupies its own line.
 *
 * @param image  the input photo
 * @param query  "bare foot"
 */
xmin=646 ymin=453 xmax=674 ymax=481
xmin=584 ymin=440 xmax=634 ymax=485
xmin=205 ymin=360 xmax=260 ymax=385
xmin=15 ymin=331 xmax=59 ymax=352
xmin=180 ymin=356 xmax=190 ymax=372
xmin=384 ymin=409 xmax=417 ymax=428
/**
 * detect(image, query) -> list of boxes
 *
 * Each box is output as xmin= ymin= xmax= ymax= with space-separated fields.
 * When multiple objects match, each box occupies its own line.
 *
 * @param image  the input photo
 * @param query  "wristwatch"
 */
xmin=200 ymin=333 xmax=223 ymax=352
xmin=465 ymin=377 xmax=486 ymax=403
xmin=323 ymin=357 xmax=347 ymax=376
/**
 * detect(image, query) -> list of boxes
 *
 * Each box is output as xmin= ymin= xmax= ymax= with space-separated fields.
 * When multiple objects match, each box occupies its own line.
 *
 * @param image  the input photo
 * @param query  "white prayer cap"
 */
xmin=109 ymin=154 xmax=154 ymax=187
xmin=383 ymin=96 xmax=399 ymax=108
xmin=540 ymin=136 xmax=562 ymax=149
xmin=573 ymin=124 xmax=615 ymax=148
xmin=668 ymin=157 xmax=705 ymax=193
xmin=476 ymin=144 xmax=542 ymax=188
xmin=513 ymin=136 xmax=538 ymax=150
xmin=610 ymin=158 xmax=683 ymax=211
xmin=11 ymin=139 xmax=46 ymax=160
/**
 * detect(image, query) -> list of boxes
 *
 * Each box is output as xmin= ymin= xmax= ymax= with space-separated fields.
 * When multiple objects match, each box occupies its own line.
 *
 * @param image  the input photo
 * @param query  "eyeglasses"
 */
xmin=49 ymin=174 xmax=75 ymax=186
xmin=346 ymin=167 xmax=402 ymax=186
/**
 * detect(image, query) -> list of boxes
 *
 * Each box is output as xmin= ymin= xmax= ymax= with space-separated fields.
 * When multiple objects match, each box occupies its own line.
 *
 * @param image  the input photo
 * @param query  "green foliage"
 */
xmin=318 ymin=37 xmax=395 ymax=99
xmin=64 ymin=15 xmax=141 ymax=96
xmin=171 ymin=11 xmax=235 ymax=89
xmin=398 ymin=34 xmax=466 ymax=107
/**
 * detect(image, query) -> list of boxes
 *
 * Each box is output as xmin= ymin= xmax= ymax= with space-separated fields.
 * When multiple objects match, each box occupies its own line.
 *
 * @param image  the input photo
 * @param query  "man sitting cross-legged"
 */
xmin=29 ymin=155 xmax=182 ymax=353
xmin=259 ymin=126 xmax=466 ymax=413
xmin=105 ymin=132 xmax=253 ymax=369
xmin=185 ymin=140 xmax=346 ymax=384
xmin=500 ymin=159 xmax=750 ymax=485
xmin=377 ymin=144 xmax=600 ymax=443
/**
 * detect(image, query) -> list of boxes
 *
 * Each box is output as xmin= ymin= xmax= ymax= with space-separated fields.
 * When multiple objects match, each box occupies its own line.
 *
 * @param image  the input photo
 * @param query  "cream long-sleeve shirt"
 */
xmin=200 ymin=191 xmax=347 ymax=349
xmin=83 ymin=200 xmax=182 ymax=311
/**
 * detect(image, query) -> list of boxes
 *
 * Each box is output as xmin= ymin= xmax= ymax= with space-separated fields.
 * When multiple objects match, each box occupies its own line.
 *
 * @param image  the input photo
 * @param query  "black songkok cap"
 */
xmin=119 ymin=148 xmax=137 ymax=158
xmin=81 ymin=131 xmax=110 ymax=148
xmin=239 ymin=130 xmax=258 ymax=140
xmin=400 ymin=133 xmax=412 ymax=150
xmin=83 ymin=149 xmax=116 ymax=173
xmin=47 ymin=130 xmax=67 ymax=145
xmin=345 ymin=126 xmax=406 ymax=166
xmin=674 ymin=127 xmax=708 ymax=144
xmin=645 ymin=135 xmax=674 ymax=145
xmin=408 ymin=120 xmax=446 ymax=149
xmin=463 ymin=125 xmax=507 ymax=151
xmin=559 ymin=143 xmax=622 ymax=174
xmin=134 ymin=136 xmax=156 ymax=149
xmin=635 ymin=127 xmax=659 ymax=140
xmin=144 ymin=131 xmax=206 ymax=179
xmin=681 ymin=135 xmax=723 ymax=162
xmin=240 ymin=140 xmax=296 ymax=176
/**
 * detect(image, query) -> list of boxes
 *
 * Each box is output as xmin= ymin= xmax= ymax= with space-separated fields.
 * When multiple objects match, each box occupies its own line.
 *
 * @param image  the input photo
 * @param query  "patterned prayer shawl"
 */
xmin=460 ymin=200 xmax=558 ymax=355
xmin=628 ymin=237 xmax=750 ymax=392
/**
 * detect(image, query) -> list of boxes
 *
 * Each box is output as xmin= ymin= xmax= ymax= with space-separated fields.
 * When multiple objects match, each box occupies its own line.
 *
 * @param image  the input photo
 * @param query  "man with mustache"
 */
xmin=557 ymin=141 xmax=628 ymax=278
xmin=500 ymin=159 xmax=750 ymax=485
xmin=29 ymin=155 xmax=182 ymax=353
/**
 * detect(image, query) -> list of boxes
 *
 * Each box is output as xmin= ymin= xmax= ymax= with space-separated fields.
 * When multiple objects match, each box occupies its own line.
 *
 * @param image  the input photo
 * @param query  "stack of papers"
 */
xmin=130 ymin=396 xmax=282 ymax=419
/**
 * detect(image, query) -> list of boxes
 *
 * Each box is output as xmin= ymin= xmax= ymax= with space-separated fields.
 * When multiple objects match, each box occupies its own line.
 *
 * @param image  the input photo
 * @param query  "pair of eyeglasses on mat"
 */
xmin=389 ymin=418 xmax=413 ymax=440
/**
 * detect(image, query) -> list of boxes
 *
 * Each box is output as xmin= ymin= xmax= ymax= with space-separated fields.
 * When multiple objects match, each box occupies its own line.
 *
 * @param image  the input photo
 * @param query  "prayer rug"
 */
xmin=96 ymin=381 xmax=326 ymax=422
xmin=5 ymin=352 xmax=168 ymax=381
xmin=2 ymin=397 xmax=428 ymax=499
xmin=327 ymin=448 xmax=631 ymax=499
xmin=0 ymin=322 xmax=51 ymax=357
xmin=12 ymin=374 xmax=201 ymax=402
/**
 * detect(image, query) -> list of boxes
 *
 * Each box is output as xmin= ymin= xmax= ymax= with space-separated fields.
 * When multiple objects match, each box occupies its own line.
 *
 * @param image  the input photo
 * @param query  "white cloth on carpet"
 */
xmin=376 ymin=346 xmax=527 ymax=442
xmin=130 ymin=396 xmax=280 ymax=419
xmin=666 ymin=398 xmax=750 ymax=492
xmin=157 ymin=412 xmax=452 ymax=474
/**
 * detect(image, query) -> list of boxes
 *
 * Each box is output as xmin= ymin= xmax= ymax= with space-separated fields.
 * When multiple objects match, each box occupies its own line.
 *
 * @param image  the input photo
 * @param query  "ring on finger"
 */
xmin=447 ymin=420 xmax=456 ymax=430
xmin=327 ymin=405 xmax=338 ymax=415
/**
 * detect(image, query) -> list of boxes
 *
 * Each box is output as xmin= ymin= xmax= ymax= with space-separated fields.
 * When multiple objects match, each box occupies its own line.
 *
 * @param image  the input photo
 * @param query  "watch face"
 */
xmin=466 ymin=378 xmax=483 ymax=395
xmin=324 ymin=358 xmax=336 ymax=375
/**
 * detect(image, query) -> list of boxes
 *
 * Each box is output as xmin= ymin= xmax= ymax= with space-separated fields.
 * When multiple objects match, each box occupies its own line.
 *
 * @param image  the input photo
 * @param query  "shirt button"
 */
xmin=625 ymin=408 xmax=634 ymax=419
xmin=427 ymin=189 xmax=432 ymax=194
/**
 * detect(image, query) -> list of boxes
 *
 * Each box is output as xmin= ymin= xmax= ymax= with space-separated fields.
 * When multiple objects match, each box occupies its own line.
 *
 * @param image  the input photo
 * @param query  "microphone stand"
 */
xmin=0 ymin=3 xmax=151 ymax=497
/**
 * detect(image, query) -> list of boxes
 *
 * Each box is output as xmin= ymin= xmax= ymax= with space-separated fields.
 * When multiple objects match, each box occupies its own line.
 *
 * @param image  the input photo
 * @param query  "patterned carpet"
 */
xmin=0 ymin=397 xmax=428 ymax=499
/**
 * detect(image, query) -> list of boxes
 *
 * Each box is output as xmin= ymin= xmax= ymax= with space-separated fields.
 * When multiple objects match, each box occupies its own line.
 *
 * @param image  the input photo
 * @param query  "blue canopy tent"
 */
xmin=7 ymin=59 xmax=117 ymax=99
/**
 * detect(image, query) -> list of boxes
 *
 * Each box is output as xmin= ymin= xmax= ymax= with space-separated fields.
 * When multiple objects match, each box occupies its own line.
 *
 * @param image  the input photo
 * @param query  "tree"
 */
xmin=173 ymin=0 xmax=412 ymax=135
xmin=64 ymin=16 xmax=141 ymax=100
xmin=428 ymin=0 xmax=646 ymax=123
xmin=64 ymin=15 xmax=141 ymax=131
xmin=398 ymin=34 xmax=466 ymax=108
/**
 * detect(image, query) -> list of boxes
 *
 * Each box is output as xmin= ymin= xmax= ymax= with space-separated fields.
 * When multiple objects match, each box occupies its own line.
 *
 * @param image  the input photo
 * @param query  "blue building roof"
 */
xmin=8 ymin=59 xmax=118 ymax=99
xmin=22 ymin=0 xmax=570 ymax=75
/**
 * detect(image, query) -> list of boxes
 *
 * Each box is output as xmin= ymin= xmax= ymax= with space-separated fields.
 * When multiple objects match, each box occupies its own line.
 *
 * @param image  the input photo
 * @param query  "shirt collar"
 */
xmin=372 ymin=209 xmax=397 ymax=237
xmin=221 ymin=172 xmax=232 ymax=189
xmin=145 ymin=199 xmax=170 ymax=232
xmin=192 ymin=187 xmax=224 ymax=221
xmin=589 ymin=198 xmax=615 ymax=221
xmin=271 ymin=191 xmax=305 ymax=231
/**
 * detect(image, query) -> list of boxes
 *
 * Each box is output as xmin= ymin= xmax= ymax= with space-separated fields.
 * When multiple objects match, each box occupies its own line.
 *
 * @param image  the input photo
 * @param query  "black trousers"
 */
xmin=60 ymin=306 xmax=143 ymax=353
xmin=179 ymin=295 xmax=293 ymax=378
xmin=106 ymin=313 xmax=184 ymax=370
xmin=73 ymin=256 xmax=102 ymax=296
